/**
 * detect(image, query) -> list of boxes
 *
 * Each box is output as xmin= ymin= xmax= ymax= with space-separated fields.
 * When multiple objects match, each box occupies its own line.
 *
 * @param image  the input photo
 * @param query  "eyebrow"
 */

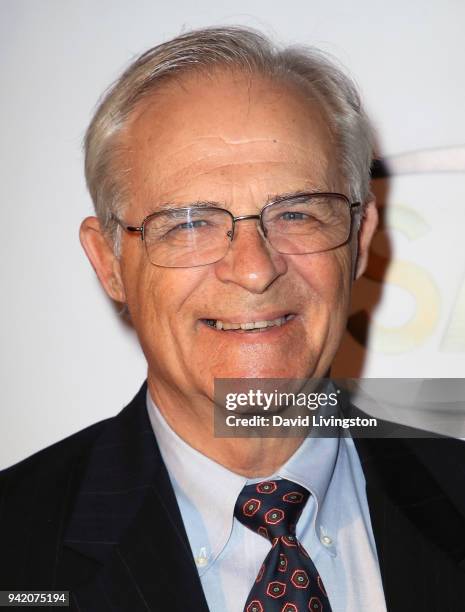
xmin=151 ymin=189 xmax=328 ymax=213
xmin=154 ymin=201 xmax=221 ymax=213
xmin=265 ymin=189 xmax=329 ymax=204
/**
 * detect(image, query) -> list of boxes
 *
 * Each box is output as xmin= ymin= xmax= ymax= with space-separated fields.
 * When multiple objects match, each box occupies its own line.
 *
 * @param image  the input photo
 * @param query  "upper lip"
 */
xmin=201 ymin=311 xmax=294 ymax=324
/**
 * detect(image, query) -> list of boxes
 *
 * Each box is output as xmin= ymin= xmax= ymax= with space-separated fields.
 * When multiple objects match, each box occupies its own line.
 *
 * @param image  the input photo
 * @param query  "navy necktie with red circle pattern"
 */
xmin=235 ymin=479 xmax=332 ymax=612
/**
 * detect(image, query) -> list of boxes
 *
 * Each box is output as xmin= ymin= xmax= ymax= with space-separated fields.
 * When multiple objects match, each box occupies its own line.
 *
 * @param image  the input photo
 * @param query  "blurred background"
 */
xmin=1 ymin=0 xmax=464 ymax=467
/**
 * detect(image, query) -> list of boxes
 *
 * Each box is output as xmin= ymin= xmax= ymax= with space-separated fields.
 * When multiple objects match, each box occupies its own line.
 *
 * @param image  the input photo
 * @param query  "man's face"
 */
xmin=114 ymin=70 xmax=358 ymax=400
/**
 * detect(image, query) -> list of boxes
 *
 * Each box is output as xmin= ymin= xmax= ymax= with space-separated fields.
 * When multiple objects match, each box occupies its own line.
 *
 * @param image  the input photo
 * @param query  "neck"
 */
xmin=147 ymin=377 xmax=305 ymax=477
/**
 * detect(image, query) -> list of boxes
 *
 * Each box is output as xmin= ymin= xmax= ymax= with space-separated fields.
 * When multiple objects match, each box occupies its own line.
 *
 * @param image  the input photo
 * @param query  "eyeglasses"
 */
xmin=112 ymin=192 xmax=361 ymax=268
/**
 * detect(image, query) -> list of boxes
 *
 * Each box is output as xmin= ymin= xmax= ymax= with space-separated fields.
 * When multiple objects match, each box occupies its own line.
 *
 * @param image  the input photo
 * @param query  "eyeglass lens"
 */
xmin=143 ymin=194 xmax=351 ymax=268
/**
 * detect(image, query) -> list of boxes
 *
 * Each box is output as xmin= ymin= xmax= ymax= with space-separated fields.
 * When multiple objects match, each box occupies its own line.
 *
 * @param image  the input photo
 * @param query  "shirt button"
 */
xmin=195 ymin=547 xmax=209 ymax=567
xmin=321 ymin=535 xmax=333 ymax=547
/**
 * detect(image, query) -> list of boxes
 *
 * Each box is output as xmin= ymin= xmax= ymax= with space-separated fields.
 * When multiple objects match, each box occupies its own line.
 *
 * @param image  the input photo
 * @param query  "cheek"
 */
xmin=292 ymin=248 xmax=352 ymax=314
xmin=122 ymin=266 xmax=199 ymax=376
xmin=293 ymin=249 xmax=352 ymax=376
xmin=127 ymin=264 xmax=208 ymax=333
xmin=326 ymin=251 xmax=352 ymax=313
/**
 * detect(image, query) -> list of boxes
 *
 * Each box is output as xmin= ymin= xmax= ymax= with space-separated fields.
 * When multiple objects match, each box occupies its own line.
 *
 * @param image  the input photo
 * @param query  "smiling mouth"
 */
xmin=201 ymin=314 xmax=295 ymax=332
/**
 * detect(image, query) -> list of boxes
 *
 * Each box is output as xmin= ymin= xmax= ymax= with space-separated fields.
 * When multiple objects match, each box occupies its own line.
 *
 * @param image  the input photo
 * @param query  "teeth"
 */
xmin=223 ymin=322 xmax=242 ymax=330
xmin=206 ymin=314 xmax=294 ymax=331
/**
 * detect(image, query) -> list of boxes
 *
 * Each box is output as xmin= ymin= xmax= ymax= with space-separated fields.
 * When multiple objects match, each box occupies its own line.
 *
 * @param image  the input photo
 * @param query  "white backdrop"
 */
xmin=1 ymin=0 xmax=464 ymax=468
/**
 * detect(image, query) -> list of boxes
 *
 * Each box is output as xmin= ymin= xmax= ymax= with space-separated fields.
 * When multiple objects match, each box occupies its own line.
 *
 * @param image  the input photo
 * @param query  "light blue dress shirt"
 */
xmin=147 ymin=392 xmax=387 ymax=612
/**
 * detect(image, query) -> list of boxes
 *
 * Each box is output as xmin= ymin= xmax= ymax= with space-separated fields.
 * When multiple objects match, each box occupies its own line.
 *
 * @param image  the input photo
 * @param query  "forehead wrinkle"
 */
xmin=151 ymin=158 xmax=330 ymax=197
xmin=149 ymin=144 xmax=331 ymax=183
xmin=169 ymin=158 xmax=326 ymax=175
xmin=153 ymin=136 xmax=325 ymax=161
xmin=155 ymin=152 xmax=326 ymax=179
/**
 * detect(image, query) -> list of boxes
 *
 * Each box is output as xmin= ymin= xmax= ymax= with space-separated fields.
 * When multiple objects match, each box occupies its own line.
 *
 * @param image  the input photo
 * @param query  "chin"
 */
xmin=210 ymin=359 xmax=318 ymax=381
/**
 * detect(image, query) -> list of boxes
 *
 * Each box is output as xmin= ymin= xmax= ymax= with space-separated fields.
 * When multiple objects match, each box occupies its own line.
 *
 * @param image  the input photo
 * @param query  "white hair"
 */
xmin=84 ymin=26 xmax=374 ymax=250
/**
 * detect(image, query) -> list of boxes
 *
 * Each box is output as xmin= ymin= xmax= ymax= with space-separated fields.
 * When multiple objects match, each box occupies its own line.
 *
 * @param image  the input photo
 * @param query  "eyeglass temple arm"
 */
xmin=111 ymin=214 xmax=143 ymax=235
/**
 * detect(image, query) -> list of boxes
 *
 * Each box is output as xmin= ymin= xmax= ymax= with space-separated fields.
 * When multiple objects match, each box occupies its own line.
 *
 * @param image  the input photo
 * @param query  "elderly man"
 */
xmin=1 ymin=26 xmax=465 ymax=612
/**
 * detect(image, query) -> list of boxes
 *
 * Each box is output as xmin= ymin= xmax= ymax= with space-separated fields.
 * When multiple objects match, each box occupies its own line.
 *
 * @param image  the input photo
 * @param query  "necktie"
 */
xmin=235 ymin=479 xmax=332 ymax=612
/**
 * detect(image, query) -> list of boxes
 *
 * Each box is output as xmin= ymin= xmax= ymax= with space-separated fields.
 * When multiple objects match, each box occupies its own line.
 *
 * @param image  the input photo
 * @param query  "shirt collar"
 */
xmin=146 ymin=391 xmax=340 ymax=570
xmin=146 ymin=391 xmax=247 ymax=571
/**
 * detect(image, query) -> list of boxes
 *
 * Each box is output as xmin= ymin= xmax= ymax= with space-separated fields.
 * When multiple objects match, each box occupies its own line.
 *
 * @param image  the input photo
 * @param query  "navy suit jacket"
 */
xmin=1 ymin=382 xmax=465 ymax=611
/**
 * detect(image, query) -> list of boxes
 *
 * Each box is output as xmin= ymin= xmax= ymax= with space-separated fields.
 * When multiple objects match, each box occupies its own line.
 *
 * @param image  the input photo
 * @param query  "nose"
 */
xmin=214 ymin=218 xmax=288 ymax=293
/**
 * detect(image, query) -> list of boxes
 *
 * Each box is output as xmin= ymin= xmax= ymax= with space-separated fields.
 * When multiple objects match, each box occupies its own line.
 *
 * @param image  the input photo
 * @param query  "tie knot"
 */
xmin=234 ymin=479 xmax=309 ymax=542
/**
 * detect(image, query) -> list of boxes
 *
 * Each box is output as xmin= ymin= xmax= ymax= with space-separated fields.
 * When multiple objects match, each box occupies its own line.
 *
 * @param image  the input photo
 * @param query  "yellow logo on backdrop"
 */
xmin=348 ymin=146 xmax=465 ymax=354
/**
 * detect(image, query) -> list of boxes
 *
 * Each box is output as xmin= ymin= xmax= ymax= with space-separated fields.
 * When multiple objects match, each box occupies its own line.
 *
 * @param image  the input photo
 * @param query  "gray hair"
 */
xmin=84 ymin=26 xmax=374 ymax=249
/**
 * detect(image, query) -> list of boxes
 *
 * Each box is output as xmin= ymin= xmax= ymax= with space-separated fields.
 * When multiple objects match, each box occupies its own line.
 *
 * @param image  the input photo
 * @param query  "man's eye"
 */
xmin=280 ymin=211 xmax=308 ymax=221
xmin=171 ymin=219 xmax=208 ymax=232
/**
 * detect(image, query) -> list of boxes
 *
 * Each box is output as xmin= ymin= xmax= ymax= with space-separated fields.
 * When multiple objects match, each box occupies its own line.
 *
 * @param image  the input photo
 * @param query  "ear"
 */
xmin=79 ymin=216 xmax=127 ymax=303
xmin=354 ymin=198 xmax=378 ymax=280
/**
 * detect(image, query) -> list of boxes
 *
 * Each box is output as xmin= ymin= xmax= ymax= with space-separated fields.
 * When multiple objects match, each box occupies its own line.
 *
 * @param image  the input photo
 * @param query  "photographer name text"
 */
xmin=225 ymin=414 xmax=378 ymax=429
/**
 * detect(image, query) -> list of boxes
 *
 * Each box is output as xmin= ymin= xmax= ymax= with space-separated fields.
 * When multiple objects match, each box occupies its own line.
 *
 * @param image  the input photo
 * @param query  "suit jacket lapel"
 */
xmin=354 ymin=431 xmax=465 ymax=610
xmin=60 ymin=383 xmax=209 ymax=612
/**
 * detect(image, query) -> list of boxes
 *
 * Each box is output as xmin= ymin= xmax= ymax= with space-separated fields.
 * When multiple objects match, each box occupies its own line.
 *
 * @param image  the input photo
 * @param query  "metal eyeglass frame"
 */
xmin=111 ymin=192 xmax=361 ymax=264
